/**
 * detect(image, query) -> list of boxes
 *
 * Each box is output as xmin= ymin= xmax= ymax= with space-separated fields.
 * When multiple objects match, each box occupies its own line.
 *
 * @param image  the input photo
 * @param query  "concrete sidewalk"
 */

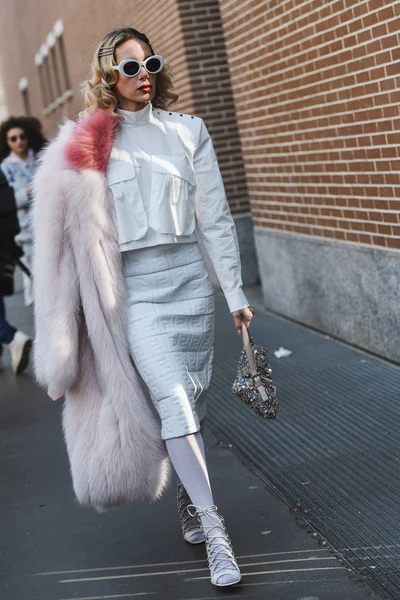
xmin=0 ymin=284 xmax=377 ymax=600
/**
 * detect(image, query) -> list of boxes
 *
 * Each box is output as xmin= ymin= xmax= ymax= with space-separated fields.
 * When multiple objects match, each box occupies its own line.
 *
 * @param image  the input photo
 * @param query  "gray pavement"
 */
xmin=0 ymin=282 xmax=378 ymax=600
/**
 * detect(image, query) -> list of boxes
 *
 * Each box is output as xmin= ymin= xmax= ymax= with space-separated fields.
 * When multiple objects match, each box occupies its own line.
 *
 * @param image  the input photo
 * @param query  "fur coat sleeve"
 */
xmin=32 ymin=122 xmax=80 ymax=396
xmin=31 ymin=113 xmax=169 ymax=510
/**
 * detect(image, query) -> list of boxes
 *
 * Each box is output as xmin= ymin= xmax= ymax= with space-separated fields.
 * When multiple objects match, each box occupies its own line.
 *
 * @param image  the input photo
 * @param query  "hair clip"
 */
xmin=98 ymin=46 xmax=115 ymax=57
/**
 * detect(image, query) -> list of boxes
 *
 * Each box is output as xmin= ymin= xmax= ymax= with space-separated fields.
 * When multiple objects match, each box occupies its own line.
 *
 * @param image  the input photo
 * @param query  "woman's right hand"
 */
xmin=232 ymin=306 xmax=255 ymax=334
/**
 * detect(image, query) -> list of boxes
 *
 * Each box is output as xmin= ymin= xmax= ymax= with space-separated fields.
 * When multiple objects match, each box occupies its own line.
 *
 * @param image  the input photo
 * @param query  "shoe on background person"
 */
xmin=7 ymin=330 xmax=32 ymax=375
xmin=0 ymin=170 xmax=33 ymax=371
xmin=1 ymin=296 xmax=31 ymax=375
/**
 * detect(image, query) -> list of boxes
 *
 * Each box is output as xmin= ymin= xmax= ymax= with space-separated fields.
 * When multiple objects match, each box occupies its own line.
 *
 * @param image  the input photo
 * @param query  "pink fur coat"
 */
xmin=32 ymin=110 xmax=170 ymax=510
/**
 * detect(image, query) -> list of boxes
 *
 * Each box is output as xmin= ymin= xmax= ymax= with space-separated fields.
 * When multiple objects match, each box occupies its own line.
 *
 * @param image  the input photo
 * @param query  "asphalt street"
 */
xmin=0 ymin=282 xmax=378 ymax=600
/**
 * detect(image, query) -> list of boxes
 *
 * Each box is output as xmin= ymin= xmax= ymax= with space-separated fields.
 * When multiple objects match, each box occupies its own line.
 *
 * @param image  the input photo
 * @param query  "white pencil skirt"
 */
xmin=123 ymin=242 xmax=215 ymax=440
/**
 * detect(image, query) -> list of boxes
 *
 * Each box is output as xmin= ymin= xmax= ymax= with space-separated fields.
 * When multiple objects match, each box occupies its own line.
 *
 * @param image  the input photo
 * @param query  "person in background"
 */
xmin=0 ymin=117 xmax=47 ymax=306
xmin=0 ymin=170 xmax=31 ymax=374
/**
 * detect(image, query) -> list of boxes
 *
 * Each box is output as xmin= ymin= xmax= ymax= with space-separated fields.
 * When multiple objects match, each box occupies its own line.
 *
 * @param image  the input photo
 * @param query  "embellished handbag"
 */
xmin=232 ymin=324 xmax=279 ymax=419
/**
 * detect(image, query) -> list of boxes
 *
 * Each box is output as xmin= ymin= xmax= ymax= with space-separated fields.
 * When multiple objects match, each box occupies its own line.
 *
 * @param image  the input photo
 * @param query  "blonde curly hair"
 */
xmin=83 ymin=27 xmax=178 ymax=119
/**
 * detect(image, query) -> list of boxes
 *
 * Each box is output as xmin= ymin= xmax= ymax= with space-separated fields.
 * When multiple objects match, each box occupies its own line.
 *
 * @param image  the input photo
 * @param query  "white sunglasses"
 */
xmin=112 ymin=55 xmax=164 ymax=78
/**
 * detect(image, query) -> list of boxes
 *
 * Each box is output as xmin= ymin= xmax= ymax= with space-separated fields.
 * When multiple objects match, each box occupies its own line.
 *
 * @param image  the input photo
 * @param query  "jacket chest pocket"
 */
xmin=107 ymin=161 xmax=148 ymax=243
xmin=149 ymin=155 xmax=196 ymax=236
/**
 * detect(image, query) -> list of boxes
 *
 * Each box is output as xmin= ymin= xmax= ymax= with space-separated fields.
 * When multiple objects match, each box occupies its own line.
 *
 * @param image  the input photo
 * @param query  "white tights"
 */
xmin=166 ymin=431 xmax=238 ymax=585
xmin=165 ymin=431 xmax=214 ymax=509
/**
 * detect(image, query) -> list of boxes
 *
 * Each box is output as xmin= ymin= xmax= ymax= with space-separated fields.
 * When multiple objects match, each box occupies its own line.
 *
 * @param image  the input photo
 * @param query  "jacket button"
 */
xmin=169 ymin=112 xmax=172 ymax=115
xmin=180 ymin=114 xmax=183 ymax=117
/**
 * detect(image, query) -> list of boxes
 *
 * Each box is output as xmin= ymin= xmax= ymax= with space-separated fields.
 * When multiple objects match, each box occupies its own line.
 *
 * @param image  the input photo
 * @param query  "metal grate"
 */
xmin=207 ymin=293 xmax=400 ymax=599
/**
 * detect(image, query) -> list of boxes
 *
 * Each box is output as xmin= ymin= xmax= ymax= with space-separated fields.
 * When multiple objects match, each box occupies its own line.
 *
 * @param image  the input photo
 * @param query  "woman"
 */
xmin=0 ymin=170 xmax=31 ymax=374
xmin=32 ymin=27 xmax=253 ymax=588
xmin=0 ymin=117 xmax=46 ymax=306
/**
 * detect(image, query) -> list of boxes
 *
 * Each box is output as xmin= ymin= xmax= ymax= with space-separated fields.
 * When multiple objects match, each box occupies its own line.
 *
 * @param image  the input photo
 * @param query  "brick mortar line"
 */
xmin=253 ymin=217 xmax=399 ymax=230
xmin=252 ymin=208 xmax=400 ymax=221
xmin=254 ymin=215 xmax=396 ymax=228
xmin=243 ymin=147 xmax=399 ymax=157
xmin=250 ymin=191 xmax=398 ymax=203
xmin=246 ymin=180 xmax=400 ymax=189
xmin=253 ymin=218 xmax=400 ymax=231
xmin=244 ymin=155 xmax=400 ymax=164
xmin=251 ymin=200 xmax=399 ymax=212
xmin=234 ymin=119 xmax=399 ymax=136
xmin=241 ymin=137 xmax=397 ymax=149
xmin=245 ymin=169 xmax=400 ymax=176
xmin=236 ymin=115 xmax=398 ymax=137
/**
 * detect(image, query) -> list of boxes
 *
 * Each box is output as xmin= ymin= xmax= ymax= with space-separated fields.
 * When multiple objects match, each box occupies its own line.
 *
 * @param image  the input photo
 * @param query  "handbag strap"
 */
xmin=241 ymin=323 xmax=257 ymax=377
xmin=241 ymin=323 xmax=270 ymax=402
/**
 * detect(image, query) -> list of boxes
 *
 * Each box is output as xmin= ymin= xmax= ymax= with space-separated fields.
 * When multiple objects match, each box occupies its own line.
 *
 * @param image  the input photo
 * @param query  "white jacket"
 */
xmin=108 ymin=104 xmax=248 ymax=313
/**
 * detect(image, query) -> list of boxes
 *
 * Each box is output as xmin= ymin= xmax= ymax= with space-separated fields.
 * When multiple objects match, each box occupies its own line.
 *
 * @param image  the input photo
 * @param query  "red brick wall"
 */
xmin=219 ymin=0 xmax=400 ymax=249
xmin=0 ymin=0 xmax=192 ymax=135
xmin=2 ymin=0 xmax=399 ymax=239
xmin=177 ymin=0 xmax=250 ymax=214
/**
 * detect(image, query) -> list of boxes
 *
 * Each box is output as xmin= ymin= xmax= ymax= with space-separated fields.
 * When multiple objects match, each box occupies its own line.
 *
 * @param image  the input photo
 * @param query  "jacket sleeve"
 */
xmin=32 ymin=166 xmax=80 ymax=396
xmin=14 ymin=186 xmax=30 ymax=209
xmin=194 ymin=119 xmax=249 ymax=313
xmin=0 ymin=164 xmax=30 ymax=208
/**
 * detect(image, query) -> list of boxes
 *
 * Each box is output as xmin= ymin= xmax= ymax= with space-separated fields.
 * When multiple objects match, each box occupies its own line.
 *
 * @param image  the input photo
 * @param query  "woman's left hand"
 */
xmin=232 ymin=306 xmax=255 ymax=334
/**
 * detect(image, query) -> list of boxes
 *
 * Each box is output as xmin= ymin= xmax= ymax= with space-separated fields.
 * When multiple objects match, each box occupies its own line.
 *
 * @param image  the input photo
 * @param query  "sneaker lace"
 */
xmin=188 ymin=505 xmax=239 ymax=574
xmin=177 ymin=484 xmax=201 ymax=533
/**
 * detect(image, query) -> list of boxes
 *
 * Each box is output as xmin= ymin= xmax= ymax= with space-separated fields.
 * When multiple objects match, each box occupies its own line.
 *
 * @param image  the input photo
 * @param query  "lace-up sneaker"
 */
xmin=176 ymin=484 xmax=205 ymax=544
xmin=188 ymin=504 xmax=241 ymax=587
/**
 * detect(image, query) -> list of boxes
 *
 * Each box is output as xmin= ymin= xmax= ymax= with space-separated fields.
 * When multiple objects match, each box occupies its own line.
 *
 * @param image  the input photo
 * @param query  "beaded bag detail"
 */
xmin=232 ymin=325 xmax=279 ymax=420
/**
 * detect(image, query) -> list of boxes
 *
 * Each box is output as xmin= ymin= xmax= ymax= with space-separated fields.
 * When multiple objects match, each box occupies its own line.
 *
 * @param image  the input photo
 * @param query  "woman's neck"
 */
xmin=117 ymin=98 xmax=148 ymax=112
xmin=13 ymin=149 xmax=29 ymax=161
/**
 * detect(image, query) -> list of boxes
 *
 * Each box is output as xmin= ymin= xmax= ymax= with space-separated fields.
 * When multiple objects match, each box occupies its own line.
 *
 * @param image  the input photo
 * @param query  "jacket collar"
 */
xmin=118 ymin=102 xmax=152 ymax=127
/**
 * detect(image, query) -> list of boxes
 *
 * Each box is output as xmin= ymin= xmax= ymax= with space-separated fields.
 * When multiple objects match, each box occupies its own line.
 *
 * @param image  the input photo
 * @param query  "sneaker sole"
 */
xmin=14 ymin=339 xmax=32 ymax=375
xmin=213 ymin=574 xmax=242 ymax=587
xmin=184 ymin=533 xmax=206 ymax=545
